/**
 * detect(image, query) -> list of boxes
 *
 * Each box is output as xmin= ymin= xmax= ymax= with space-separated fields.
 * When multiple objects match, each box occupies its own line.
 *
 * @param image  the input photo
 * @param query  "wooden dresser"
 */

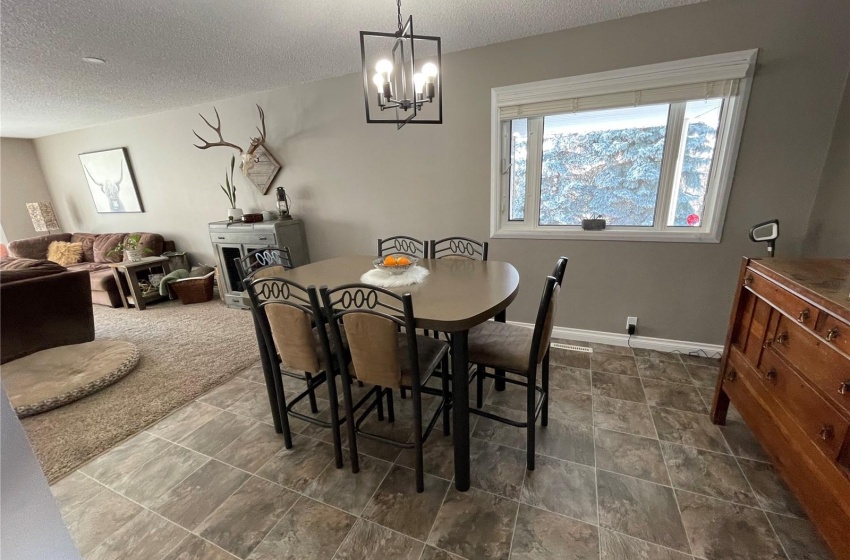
xmin=712 ymin=258 xmax=850 ymax=559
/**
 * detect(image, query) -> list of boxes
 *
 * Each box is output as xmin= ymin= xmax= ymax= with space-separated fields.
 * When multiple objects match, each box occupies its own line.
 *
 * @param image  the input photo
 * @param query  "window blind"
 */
xmin=499 ymin=79 xmax=739 ymax=119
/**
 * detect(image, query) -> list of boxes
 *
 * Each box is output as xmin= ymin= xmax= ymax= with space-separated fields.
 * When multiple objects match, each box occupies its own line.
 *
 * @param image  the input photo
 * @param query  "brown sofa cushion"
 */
xmin=8 ymin=233 xmax=72 ymax=260
xmin=93 ymin=233 xmax=127 ymax=263
xmin=66 ymin=262 xmax=116 ymax=292
xmin=130 ymin=233 xmax=164 ymax=256
xmin=47 ymin=241 xmax=84 ymax=266
xmin=0 ymin=257 xmax=68 ymax=283
xmin=70 ymin=233 xmax=97 ymax=262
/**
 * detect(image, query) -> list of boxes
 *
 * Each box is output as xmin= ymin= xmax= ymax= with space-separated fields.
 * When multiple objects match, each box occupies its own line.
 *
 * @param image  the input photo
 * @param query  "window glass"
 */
xmin=509 ymin=118 xmax=528 ymax=221
xmin=668 ymin=98 xmax=723 ymax=227
xmin=538 ymin=104 xmax=670 ymax=226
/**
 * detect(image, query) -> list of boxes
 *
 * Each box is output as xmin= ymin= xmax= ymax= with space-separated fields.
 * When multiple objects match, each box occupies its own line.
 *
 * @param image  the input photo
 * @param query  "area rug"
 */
xmin=20 ymin=299 xmax=259 ymax=483
xmin=3 ymin=340 xmax=139 ymax=418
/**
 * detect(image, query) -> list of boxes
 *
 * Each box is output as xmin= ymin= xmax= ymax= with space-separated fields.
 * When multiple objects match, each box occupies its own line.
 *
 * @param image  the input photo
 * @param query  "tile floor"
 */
xmin=49 ymin=342 xmax=835 ymax=560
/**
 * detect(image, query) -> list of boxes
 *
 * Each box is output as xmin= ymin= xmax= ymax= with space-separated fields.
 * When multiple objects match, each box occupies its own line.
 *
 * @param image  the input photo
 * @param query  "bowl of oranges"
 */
xmin=373 ymin=254 xmax=418 ymax=275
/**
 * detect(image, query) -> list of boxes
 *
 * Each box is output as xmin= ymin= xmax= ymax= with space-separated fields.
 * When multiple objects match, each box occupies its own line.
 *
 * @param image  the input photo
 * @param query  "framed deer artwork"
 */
xmin=79 ymin=148 xmax=144 ymax=213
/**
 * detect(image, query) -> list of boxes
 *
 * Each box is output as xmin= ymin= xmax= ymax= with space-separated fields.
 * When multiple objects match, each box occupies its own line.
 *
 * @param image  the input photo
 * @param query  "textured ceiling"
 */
xmin=1 ymin=0 xmax=705 ymax=138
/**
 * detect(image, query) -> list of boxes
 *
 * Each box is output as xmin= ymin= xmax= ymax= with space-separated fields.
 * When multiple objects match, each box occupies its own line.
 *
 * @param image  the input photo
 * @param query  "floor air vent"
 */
xmin=551 ymin=343 xmax=593 ymax=353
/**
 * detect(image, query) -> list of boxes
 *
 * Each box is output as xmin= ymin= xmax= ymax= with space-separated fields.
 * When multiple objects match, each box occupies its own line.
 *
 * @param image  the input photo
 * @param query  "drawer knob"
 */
xmin=797 ymin=309 xmax=809 ymax=323
xmin=819 ymin=425 xmax=834 ymax=441
xmin=725 ymin=369 xmax=737 ymax=382
xmin=839 ymin=380 xmax=850 ymax=395
xmin=743 ymin=275 xmax=754 ymax=286
xmin=825 ymin=328 xmax=839 ymax=342
xmin=258 ymin=236 xmax=268 ymax=241
xmin=217 ymin=236 xmax=225 ymax=240
xmin=764 ymin=369 xmax=777 ymax=382
xmin=774 ymin=331 xmax=789 ymax=345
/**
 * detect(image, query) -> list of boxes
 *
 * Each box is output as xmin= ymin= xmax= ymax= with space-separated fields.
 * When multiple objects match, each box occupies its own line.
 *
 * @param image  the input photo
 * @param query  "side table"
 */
xmin=109 ymin=257 xmax=171 ymax=311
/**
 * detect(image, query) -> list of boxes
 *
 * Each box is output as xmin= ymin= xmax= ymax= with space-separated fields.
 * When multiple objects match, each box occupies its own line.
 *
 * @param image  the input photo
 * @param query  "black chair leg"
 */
xmin=340 ymin=373 xmax=359 ymax=473
xmin=527 ymin=369 xmax=537 ymax=471
xmin=386 ymin=389 xmax=395 ymax=423
xmin=376 ymin=388 xmax=385 ymax=421
xmin=304 ymin=372 xmax=319 ymax=414
xmin=324 ymin=371 xmax=344 ymax=469
xmin=412 ymin=388 xmax=424 ymax=493
xmin=542 ymin=349 xmax=550 ymax=427
xmin=494 ymin=368 xmax=506 ymax=391
xmin=476 ymin=365 xmax=484 ymax=409
xmin=441 ymin=355 xmax=451 ymax=436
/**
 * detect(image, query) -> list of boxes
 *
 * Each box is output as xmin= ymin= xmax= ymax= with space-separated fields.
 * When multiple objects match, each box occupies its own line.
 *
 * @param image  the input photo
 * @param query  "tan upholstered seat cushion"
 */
xmin=468 ymin=321 xmax=533 ymax=374
xmin=312 ymin=324 xmax=348 ymax=373
xmin=400 ymin=334 xmax=449 ymax=387
xmin=46 ymin=241 xmax=84 ymax=266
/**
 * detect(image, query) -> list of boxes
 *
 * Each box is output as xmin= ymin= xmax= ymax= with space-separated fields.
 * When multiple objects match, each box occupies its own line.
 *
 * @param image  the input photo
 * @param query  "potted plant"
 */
xmin=107 ymin=234 xmax=154 ymax=262
xmin=221 ymin=155 xmax=242 ymax=221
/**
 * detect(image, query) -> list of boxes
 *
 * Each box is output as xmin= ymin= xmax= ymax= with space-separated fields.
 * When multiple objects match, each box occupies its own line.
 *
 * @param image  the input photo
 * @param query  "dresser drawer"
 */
xmin=744 ymin=268 xmax=819 ymax=330
xmin=210 ymin=232 xmax=277 ymax=245
xmin=819 ymin=314 xmax=850 ymax=359
xmin=758 ymin=349 xmax=849 ymax=459
xmin=769 ymin=315 xmax=850 ymax=413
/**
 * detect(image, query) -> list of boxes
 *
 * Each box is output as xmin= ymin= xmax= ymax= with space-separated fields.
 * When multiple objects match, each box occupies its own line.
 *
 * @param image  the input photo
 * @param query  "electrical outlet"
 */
xmin=627 ymin=317 xmax=638 ymax=335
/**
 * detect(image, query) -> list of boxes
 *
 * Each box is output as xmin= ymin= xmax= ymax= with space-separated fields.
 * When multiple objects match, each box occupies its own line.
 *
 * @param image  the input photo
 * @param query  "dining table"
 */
xmin=247 ymin=254 xmax=520 ymax=491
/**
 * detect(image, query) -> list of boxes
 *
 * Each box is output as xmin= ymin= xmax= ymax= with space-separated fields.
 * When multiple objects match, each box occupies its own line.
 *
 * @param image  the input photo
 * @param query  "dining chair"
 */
xmin=468 ymin=274 xmax=560 ymax=470
xmin=239 ymin=246 xmax=295 ymax=274
xmin=430 ymin=237 xmax=488 ymax=261
xmin=378 ymin=236 xmax=429 ymax=259
xmin=240 ymin=268 xmax=346 ymax=468
xmin=237 ymin=247 xmax=323 ymax=414
xmin=316 ymin=283 xmax=450 ymax=492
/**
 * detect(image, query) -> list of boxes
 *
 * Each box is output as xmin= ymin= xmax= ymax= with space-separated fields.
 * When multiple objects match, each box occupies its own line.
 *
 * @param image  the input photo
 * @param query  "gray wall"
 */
xmin=803 ymin=73 xmax=850 ymax=258
xmin=0 ymin=138 xmax=57 ymax=241
xmin=33 ymin=0 xmax=849 ymax=344
xmin=0 ymin=387 xmax=79 ymax=559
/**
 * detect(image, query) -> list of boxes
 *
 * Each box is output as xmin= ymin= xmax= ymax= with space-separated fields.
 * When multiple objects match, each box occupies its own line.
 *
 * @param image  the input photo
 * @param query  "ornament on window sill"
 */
xmin=686 ymin=213 xmax=700 ymax=226
xmin=192 ymin=104 xmax=282 ymax=195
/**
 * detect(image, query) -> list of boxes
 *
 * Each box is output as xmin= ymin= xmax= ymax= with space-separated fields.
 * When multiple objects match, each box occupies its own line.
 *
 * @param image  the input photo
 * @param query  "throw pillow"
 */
xmin=46 ymin=241 xmax=83 ymax=266
xmin=93 ymin=233 xmax=127 ymax=263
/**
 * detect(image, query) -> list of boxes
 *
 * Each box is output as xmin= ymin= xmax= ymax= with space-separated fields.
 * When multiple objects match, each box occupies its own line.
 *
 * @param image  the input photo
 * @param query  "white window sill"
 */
xmin=491 ymin=227 xmax=721 ymax=243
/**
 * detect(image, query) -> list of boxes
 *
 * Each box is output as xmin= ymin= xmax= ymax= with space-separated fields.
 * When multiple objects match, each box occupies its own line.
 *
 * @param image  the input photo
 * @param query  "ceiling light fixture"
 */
xmin=359 ymin=0 xmax=442 ymax=129
xmin=82 ymin=56 xmax=106 ymax=64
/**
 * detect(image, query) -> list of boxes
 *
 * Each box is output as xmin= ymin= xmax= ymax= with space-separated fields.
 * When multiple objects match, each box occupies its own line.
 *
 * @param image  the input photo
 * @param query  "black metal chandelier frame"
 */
xmin=359 ymin=0 xmax=442 ymax=128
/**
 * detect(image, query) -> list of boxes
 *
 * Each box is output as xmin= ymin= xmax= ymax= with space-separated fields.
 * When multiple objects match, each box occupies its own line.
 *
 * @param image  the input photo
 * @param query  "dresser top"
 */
xmin=750 ymin=258 xmax=850 ymax=320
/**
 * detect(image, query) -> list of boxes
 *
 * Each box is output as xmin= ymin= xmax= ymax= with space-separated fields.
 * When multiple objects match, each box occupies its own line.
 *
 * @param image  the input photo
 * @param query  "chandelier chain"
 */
xmin=397 ymin=0 xmax=402 ymax=31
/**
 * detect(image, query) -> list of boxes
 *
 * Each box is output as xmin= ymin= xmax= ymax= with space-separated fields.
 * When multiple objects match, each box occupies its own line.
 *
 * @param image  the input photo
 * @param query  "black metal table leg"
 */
xmin=451 ymin=330 xmax=470 ymax=491
xmin=494 ymin=310 xmax=507 ymax=392
xmin=252 ymin=314 xmax=283 ymax=434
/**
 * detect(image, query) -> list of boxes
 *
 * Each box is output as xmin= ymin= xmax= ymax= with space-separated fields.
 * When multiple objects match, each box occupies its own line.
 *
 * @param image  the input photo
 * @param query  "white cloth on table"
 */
xmin=360 ymin=265 xmax=430 ymax=288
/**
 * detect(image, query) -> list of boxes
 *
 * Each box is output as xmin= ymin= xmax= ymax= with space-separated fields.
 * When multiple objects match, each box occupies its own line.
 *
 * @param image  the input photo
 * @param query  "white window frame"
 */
xmin=490 ymin=49 xmax=758 ymax=242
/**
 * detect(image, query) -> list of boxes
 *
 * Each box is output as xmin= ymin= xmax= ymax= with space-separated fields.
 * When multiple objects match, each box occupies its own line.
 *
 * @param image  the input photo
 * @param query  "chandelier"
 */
xmin=359 ymin=0 xmax=442 ymax=128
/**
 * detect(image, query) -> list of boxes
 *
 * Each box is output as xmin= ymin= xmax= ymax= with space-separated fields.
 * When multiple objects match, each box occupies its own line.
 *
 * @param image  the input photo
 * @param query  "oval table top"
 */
xmin=271 ymin=255 xmax=520 ymax=332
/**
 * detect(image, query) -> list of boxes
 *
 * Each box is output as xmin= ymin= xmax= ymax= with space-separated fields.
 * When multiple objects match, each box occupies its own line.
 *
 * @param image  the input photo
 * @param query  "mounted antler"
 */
xmin=193 ymin=107 xmax=244 ymax=154
xmin=248 ymin=105 xmax=266 ymax=154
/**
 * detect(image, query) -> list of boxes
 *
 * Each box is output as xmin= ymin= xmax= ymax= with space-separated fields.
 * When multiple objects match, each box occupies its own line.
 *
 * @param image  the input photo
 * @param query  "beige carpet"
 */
xmin=20 ymin=299 xmax=259 ymax=483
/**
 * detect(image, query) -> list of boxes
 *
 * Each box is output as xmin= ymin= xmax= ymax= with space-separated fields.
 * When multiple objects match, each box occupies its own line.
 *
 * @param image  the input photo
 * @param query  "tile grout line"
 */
xmin=77 ymin=471 xmax=241 ymax=560
xmin=420 ymin=475 xmax=453 ymax=558
xmin=641 ymin=367 xmax=695 ymax=557
xmin=731 ymin=453 xmax=793 ymax=560
xmin=590 ymin=370 xmax=602 ymax=560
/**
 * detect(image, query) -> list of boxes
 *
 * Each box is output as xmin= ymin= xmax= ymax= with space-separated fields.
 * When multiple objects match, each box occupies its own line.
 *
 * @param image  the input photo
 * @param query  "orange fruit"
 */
xmin=397 ymin=256 xmax=411 ymax=266
xmin=383 ymin=255 xmax=398 ymax=267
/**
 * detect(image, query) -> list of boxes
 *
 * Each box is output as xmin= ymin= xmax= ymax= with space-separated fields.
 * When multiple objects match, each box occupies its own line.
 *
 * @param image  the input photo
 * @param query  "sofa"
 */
xmin=0 ymin=257 xmax=95 ymax=363
xmin=8 ymin=232 xmax=175 ymax=307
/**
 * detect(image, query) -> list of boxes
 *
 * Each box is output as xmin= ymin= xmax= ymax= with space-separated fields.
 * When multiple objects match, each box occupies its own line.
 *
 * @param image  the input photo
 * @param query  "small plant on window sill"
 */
xmin=581 ymin=215 xmax=607 ymax=231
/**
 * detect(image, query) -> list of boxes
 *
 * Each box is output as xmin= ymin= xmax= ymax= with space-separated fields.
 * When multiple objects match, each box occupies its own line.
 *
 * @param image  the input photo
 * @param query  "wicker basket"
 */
xmin=169 ymin=272 xmax=215 ymax=305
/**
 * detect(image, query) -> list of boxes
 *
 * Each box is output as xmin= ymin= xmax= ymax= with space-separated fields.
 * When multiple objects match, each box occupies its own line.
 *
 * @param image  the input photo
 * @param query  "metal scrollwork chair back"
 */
xmin=430 ymin=237 xmax=489 ymax=261
xmin=238 ymin=246 xmax=294 ymax=278
xmin=377 ymin=236 xmax=429 ymax=258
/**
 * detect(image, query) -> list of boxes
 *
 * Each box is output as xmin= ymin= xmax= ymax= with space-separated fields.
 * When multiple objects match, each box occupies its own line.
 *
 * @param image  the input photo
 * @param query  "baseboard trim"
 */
xmin=508 ymin=321 xmax=724 ymax=357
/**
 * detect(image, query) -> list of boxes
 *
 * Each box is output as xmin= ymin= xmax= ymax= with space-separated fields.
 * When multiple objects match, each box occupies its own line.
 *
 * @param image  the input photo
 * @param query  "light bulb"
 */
xmin=422 ymin=62 xmax=438 ymax=78
xmin=373 ymin=73 xmax=385 ymax=88
xmin=375 ymin=59 xmax=393 ymax=76
xmin=413 ymin=73 xmax=425 ymax=94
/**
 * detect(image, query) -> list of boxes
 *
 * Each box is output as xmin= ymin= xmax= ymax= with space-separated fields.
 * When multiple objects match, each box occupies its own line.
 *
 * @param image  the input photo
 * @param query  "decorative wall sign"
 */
xmin=79 ymin=148 xmax=143 ymax=213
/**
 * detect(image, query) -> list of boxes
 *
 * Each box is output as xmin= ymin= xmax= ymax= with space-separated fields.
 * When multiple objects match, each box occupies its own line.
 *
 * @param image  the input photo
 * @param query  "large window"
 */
xmin=491 ymin=50 xmax=757 ymax=242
